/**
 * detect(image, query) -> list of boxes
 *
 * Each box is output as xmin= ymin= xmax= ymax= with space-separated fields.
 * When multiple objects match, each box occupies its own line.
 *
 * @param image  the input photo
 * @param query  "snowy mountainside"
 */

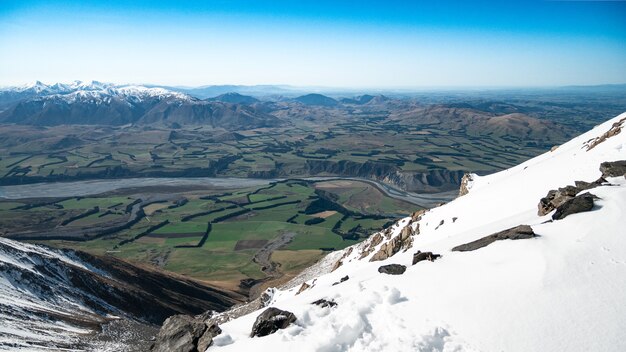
xmin=0 ymin=238 xmax=243 ymax=351
xmin=0 ymin=81 xmax=280 ymax=128
xmin=204 ymin=113 xmax=626 ymax=351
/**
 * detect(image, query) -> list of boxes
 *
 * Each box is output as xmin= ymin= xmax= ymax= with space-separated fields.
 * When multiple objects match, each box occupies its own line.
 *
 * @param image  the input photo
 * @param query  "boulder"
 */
xmin=378 ymin=264 xmax=407 ymax=275
xmin=250 ymin=308 xmax=297 ymax=338
xmin=452 ymin=225 xmax=535 ymax=252
xmin=552 ymin=192 xmax=595 ymax=220
xmin=151 ymin=315 xmax=207 ymax=352
xmin=538 ymin=185 xmax=580 ymax=216
xmin=600 ymin=160 xmax=626 ymax=178
xmin=412 ymin=251 xmax=441 ymax=265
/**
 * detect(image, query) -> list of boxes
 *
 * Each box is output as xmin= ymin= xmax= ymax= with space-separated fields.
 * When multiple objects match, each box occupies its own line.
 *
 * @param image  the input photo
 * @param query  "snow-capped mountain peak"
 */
xmin=2 ymin=80 xmax=194 ymax=102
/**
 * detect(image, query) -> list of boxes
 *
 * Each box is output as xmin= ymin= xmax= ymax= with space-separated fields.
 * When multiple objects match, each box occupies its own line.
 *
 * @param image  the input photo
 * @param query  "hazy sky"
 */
xmin=1 ymin=0 xmax=625 ymax=88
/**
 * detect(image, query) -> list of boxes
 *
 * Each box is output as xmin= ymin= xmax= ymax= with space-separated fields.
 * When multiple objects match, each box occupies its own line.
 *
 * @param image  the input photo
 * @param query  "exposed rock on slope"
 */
xmin=600 ymin=160 xmax=626 ymax=177
xmin=249 ymin=308 xmax=297 ymax=337
xmin=151 ymin=315 xmax=222 ymax=352
xmin=552 ymin=192 xmax=596 ymax=220
xmin=451 ymin=225 xmax=536 ymax=252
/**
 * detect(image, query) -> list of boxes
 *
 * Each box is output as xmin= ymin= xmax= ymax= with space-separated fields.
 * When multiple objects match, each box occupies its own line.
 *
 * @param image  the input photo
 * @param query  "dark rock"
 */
xmin=538 ymin=185 xmax=581 ymax=216
xmin=151 ymin=315 xmax=207 ymax=352
xmin=311 ymin=299 xmax=337 ymax=308
xmin=600 ymin=160 xmax=626 ymax=178
xmin=197 ymin=323 xmax=221 ymax=352
xmin=250 ymin=308 xmax=297 ymax=338
xmin=332 ymin=275 xmax=349 ymax=286
xmin=377 ymin=264 xmax=407 ymax=275
xmin=552 ymin=192 xmax=595 ymax=220
xmin=452 ymin=225 xmax=535 ymax=252
xmin=412 ymin=251 xmax=441 ymax=265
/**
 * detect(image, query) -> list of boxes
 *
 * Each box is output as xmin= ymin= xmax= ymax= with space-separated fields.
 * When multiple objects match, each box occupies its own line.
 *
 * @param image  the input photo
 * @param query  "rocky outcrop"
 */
xmin=411 ymin=209 xmax=428 ymax=221
xmin=304 ymin=159 xmax=465 ymax=192
xmin=452 ymin=225 xmax=536 ymax=252
xmin=552 ymin=192 xmax=596 ymax=220
xmin=305 ymin=160 xmax=396 ymax=179
xmin=151 ymin=315 xmax=221 ymax=352
xmin=370 ymin=223 xmax=417 ymax=262
xmin=585 ymin=117 xmax=625 ymax=151
xmin=381 ymin=169 xmax=466 ymax=193
xmin=250 ymin=308 xmax=297 ymax=338
xmin=599 ymin=160 xmax=626 ymax=178
xmin=412 ymin=251 xmax=441 ymax=265
xmin=358 ymin=233 xmax=384 ymax=260
xmin=538 ymin=185 xmax=582 ymax=216
xmin=378 ymin=264 xmax=407 ymax=275
xmin=458 ymin=173 xmax=475 ymax=196
xmin=538 ymin=180 xmax=603 ymax=216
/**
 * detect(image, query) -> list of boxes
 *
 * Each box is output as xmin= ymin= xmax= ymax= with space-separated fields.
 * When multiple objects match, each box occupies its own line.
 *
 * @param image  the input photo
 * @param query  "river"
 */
xmin=0 ymin=176 xmax=458 ymax=208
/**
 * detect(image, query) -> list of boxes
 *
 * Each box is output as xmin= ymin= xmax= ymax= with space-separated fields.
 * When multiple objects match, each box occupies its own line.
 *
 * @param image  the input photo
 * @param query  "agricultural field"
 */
xmin=0 ymin=114 xmax=562 ymax=193
xmin=0 ymin=180 xmax=414 ymax=294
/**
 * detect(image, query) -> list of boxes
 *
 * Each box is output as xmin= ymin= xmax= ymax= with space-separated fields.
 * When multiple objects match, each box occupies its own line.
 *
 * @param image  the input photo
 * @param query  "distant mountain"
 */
xmin=209 ymin=92 xmax=260 ymax=104
xmin=162 ymin=85 xmax=301 ymax=99
xmin=391 ymin=104 xmax=572 ymax=140
xmin=340 ymin=94 xmax=374 ymax=104
xmin=0 ymin=82 xmax=280 ymax=129
xmin=294 ymin=93 xmax=339 ymax=107
xmin=340 ymin=94 xmax=390 ymax=105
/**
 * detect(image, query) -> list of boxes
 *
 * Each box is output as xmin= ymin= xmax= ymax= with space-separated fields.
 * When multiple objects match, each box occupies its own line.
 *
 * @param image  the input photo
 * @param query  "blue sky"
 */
xmin=1 ymin=0 xmax=625 ymax=87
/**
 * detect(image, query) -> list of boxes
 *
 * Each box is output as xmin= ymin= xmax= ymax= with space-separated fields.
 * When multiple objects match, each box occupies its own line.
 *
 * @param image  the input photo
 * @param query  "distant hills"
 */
xmin=0 ymin=81 xmax=585 ymax=141
xmin=294 ymin=93 xmax=339 ymax=107
xmin=209 ymin=92 xmax=260 ymax=104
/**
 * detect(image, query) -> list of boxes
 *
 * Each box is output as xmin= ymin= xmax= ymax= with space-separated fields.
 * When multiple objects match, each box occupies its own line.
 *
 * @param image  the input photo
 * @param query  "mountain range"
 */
xmin=0 ymin=81 xmax=575 ymax=142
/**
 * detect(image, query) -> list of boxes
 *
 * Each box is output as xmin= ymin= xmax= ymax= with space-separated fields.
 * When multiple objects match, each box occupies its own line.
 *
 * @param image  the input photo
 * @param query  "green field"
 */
xmin=0 ymin=179 xmax=413 ymax=292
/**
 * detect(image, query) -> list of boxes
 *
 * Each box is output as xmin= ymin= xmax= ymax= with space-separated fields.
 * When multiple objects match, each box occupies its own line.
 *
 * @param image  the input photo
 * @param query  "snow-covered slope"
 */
xmin=207 ymin=113 xmax=626 ymax=351
xmin=0 ymin=238 xmax=112 ymax=350
xmin=0 ymin=237 xmax=243 ymax=351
